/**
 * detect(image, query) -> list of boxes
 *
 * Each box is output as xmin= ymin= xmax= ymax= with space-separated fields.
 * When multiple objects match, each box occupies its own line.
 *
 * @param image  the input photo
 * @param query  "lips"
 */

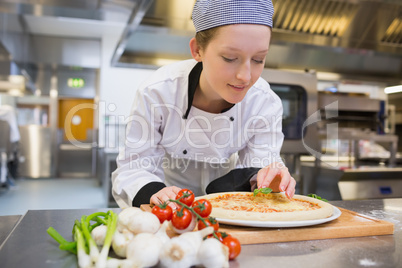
xmin=228 ymin=84 xmax=248 ymax=92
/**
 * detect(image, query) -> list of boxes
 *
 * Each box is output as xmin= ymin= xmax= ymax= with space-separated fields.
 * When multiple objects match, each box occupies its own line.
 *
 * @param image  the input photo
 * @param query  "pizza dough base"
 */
xmin=197 ymin=192 xmax=334 ymax=222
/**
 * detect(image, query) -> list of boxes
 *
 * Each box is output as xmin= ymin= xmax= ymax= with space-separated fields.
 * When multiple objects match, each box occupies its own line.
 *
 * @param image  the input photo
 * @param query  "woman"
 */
xmin=112 ymin=0 xmax=296 ymax=208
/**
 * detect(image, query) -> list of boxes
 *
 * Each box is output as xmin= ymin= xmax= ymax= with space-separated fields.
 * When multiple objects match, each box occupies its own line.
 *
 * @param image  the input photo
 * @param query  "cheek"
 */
xmin=251 ymin=65 xmax=264 ymax=83
xmin=207 ymin=62 xmax=231 ymax=83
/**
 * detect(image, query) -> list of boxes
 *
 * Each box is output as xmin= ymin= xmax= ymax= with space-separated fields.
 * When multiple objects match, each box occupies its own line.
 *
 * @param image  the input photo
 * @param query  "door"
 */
xmin=58 ymin=98 xmax=94 ymax=142
xmin=57 ymin=98 xmax=95 ymax=177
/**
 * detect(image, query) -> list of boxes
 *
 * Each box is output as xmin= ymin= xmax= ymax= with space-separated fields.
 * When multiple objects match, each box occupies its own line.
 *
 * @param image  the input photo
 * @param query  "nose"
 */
xmin=236 ymin=62 xmax=251 ymax=83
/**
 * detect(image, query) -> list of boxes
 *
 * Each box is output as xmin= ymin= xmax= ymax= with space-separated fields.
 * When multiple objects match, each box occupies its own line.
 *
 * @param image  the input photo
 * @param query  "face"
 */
xmin=193 ymin=24 xmax=271 ymax=104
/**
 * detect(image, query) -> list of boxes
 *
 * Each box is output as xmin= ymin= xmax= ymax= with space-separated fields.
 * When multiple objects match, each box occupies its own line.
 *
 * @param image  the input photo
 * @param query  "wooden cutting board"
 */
xmin=140 ymin=205 xmax=394 ymax=245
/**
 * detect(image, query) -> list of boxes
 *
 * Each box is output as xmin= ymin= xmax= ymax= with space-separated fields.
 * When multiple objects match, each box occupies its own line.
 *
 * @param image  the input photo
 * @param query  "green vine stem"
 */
xmin=169 ymin=197 xmax=220 ymax=240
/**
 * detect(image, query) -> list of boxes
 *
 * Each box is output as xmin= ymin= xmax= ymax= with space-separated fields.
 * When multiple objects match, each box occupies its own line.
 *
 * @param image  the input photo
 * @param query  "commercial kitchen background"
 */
xmin=1 ymin=0 xmax=402 ymax=216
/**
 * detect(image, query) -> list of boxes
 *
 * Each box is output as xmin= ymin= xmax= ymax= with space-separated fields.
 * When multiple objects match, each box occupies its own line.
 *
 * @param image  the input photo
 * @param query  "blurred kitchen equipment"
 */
xmin=318 ymin=92 xmax=398 ymax=167
xmin=301 ymin=92 xmax=401 ymax=200
xmin=18 ymin=125 xmax=52 ymax=178
xmin=0 ymin=120 xmax=11 ymax=186
xmin=0 ymin=105 xmax=20 ymax=186
xmin=261 ymin=68 xmax=319 ymax=195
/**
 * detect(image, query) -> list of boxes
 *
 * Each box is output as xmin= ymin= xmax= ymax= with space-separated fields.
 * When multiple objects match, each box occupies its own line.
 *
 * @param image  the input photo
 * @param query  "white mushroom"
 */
xmin=116 ymin=207 xmax=142 ymax=233
xmin=91 ymin=225 xmax=107 ymax=246
xmin=126 ymin=211 xmax=160 ymax=234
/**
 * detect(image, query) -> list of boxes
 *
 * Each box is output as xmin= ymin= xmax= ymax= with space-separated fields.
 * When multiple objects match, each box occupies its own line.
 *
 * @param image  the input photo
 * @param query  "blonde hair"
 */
xmin=195 ymin=27 xmax=220 ymax=50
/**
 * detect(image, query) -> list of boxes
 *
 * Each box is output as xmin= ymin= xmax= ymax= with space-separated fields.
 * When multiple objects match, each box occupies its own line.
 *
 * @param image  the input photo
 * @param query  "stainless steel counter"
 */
xmin=0 ymin=199 xmax=401 ymax=267
xmin=0 ymin=215 xmax=21 ymax=246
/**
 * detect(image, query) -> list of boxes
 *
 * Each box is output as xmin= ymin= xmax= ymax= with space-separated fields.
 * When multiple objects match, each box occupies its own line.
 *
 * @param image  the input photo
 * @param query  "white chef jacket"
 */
xmin=112 ymin=59 xmax=284 ymax=208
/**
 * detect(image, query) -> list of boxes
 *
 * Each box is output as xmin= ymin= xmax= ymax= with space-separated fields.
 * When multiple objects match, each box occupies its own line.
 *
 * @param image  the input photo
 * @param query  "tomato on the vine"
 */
xmin=208 ymin=231 xmax=224 ymax=242
xmin=198 ymin=216 xmax=219 ymax=231
xmin=192 ymin=199 xmax=212 ymax=217
xmin=151 ymin=202 xmax=172 ymax=223
xmin=175 ymin=189 xmax=195 ymax=206
xmin=222 ymin=235 xmax=241 ymax=260
xmin=171 ymin=207 xmax=193 ymax=230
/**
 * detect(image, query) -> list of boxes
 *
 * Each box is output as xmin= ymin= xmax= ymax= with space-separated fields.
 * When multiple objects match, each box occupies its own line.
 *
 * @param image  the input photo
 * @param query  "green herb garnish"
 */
xmin=307 ymin=193 xmax=328 ymax=202
xmin=253 ymin=187 xmax=273 ymax=196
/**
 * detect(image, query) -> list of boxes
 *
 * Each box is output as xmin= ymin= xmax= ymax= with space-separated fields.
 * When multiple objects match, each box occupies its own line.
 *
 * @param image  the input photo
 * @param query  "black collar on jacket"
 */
xmin=183 ymin=61 xmax=235 ymax=119
xmin=183 ymin=61 xmax=203 ymax=119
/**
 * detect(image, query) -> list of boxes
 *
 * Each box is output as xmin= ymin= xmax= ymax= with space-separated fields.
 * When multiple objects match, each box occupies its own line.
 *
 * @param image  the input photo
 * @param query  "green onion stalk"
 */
xmin=96 ymin=210 xmax=118 ymax=268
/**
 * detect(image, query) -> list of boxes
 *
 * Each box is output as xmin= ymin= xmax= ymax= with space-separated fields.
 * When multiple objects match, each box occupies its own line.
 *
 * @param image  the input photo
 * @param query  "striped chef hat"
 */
xmin=192 ymin=0 xmax=274 ymax=33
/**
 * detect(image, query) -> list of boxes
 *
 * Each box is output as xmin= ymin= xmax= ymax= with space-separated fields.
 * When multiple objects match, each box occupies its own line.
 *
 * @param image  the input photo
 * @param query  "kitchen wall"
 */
xmin=98 ymin=26 xmax=155 ymax=149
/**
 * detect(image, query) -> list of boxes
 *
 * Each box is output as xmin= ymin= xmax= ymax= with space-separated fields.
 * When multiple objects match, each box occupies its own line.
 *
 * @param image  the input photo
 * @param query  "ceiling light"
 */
xmin=384 ymin=85 xmax=402 ymax=94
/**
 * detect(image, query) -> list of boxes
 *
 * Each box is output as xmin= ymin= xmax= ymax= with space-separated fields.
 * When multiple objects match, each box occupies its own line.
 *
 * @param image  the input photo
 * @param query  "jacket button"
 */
xmin=183 ymin=149 xmax=187 ymax=154
xmin=230 ymin=117 xmax=234 ymax=121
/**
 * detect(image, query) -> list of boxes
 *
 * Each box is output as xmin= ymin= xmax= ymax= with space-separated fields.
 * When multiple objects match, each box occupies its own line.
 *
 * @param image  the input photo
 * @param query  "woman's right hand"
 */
xmin=150 ymin=186 xmax=182 ymax=209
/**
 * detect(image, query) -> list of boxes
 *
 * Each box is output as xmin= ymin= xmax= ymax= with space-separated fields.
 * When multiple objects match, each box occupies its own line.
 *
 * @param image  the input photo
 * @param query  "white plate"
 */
xmin=216 ymin=206 xmax=342 ymax=228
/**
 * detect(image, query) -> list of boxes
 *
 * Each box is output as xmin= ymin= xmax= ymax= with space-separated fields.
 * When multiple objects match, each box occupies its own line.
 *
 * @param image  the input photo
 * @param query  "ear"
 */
xmin=189 ymin=37 xmax=202 ymax=62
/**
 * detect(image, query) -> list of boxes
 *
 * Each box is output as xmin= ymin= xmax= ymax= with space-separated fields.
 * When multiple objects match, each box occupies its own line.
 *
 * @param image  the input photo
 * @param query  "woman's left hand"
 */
xmin=256 ymin=162 xmax=296 ymax=199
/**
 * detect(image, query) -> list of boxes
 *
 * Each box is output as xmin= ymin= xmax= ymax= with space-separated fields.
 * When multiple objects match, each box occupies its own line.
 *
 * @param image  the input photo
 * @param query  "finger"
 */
xmin=278 ymin=168 xmax=291 ymax=192
xmin=150 ymin=194 xmax=162 ymax=206
xmin=171 ymin=186 xmax=182 ymax=195
xmin=164 ymin=187 xmax=181 ymax=209
xmin=256 ymin=168 xmax=269 ymax=188
xmin=260 ymin=167 xmax=280 ymax=189
xmin=285 ymin=177 xmax=296 ymax=199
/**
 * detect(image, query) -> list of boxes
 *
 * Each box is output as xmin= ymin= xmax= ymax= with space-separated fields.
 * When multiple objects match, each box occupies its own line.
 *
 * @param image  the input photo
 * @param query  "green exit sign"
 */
xmin=68 ymin=78 xmax=85 ymax=88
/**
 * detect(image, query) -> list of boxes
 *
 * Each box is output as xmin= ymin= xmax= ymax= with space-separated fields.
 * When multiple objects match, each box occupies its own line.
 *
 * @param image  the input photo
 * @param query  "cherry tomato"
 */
xmin=222 ymin=235 xmax=241 ymax=260
xmin=175 ymin=189 xmax=195 ymax=206
xmin=171 ymin=207 xmax=193 ymax=230
xmin=151 ymin=202 xmax=173 ymax=223
xmin=197 ymin=217 xmax=219 ymax=231
xmin=207 ymin=231 xmax=224 ymax=242
xmin=192 ymin=199 xmax=212 ymax=217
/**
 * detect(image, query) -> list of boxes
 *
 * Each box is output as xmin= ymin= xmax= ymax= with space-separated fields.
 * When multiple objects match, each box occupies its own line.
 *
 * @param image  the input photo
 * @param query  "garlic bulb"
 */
xmin=155 ymin=220 xmax=171 ymax=245
xmin=126 ymin=232 xmax=163 ymax=267
xmin=159 ymin=236 xmax=195 ymax=268
xmin=198 ymin=238 xmax=229 ymax=268
xmin=159 ymin=227 xmax=214 ymax=268
xmin=105 ymin=258 xmax=133 ymax=268
xmin=91 ymin=225 xmax=107 ymax=246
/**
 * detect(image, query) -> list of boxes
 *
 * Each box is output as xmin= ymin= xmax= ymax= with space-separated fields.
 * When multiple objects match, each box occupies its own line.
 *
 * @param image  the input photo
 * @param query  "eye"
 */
xmin=222 ymin=56 xmax=236 ymax=62
xmin=253 ymin=59 xmax=264 ymax=64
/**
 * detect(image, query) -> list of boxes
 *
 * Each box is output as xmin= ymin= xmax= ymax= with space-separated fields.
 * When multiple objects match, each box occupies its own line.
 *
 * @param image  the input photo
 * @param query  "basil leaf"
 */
xmin=253 ymin=187 xmax=273 ymax=196
xmin=307 ymin=193 xmax=328 ymax=202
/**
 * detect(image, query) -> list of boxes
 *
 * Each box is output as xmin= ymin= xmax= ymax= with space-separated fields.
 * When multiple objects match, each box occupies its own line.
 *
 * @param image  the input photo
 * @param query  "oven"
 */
xmin=261 ymin=68 xmax=319 ymax=154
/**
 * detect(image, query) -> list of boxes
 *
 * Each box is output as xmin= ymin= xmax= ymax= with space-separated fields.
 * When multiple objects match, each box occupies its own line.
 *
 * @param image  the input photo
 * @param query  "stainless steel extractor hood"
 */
xmin=0 ymin=0 xmax=401 ymax=83
xmin=115 ymin=0 xmax=402 ymax=83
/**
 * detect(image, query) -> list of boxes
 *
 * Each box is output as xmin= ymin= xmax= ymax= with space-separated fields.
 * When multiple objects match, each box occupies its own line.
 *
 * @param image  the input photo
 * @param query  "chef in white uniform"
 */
xmin=112 ymin=0 xmax=296 ymax=208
